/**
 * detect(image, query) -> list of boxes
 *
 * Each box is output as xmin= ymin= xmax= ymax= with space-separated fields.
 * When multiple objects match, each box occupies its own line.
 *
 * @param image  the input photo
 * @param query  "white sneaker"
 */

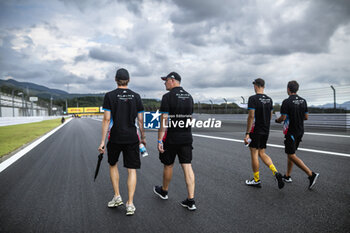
xmin=245 ymin=178 xmax=262 ymax=188
xmin=283 ymin=175 xmax=293 ymax=183
xmin=126 ymin=203 xmax=136 ymax=216
xmin=108 ymin=195 xmax=123 ymax=208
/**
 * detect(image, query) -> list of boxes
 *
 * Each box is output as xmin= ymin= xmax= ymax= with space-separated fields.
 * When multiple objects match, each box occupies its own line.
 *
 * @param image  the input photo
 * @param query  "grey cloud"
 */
xmin=118 ymin=0 xmax=144 ymax=14
xmin=124 ymin=18 xmax=166 ymax=52
xmin=59 ymin=0 xmax=145 ymax=15
xmin=187 ymin=65 xmax=256 ymax=89
xmin=172 ymin=23 xmax=209 ymax=46
xmin=7 ymin=71 xmax=46 ymax=80
xmin=74 ymin=54 xmax=88 ymax=63
xmin=89 ymin=47 xmax=139 ymax=65
xmin=50 ymin=73 xmax=87 ymax=85
xmin=170 ymin=0 xmax=241 ymax=24
xmin=58 ymin=0 xmax=111 ymax=12
xmin=248 ymin=0 xmax=350 ymax=55
xmin=170 ymin=0 xmax=350 ymax=55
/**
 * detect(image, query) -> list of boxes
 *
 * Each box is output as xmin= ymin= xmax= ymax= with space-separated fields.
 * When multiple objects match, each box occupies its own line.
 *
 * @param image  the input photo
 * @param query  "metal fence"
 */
xmin=0 ymin=92 xmax=62 ymax=117
xmin=193 ymin=113 xmax=350 ymax=130
xmin=196 ymin=85 xmax=350 ymax=113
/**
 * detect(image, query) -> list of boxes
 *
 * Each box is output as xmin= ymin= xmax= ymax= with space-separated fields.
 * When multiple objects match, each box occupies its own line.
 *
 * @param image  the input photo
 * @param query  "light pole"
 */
xmin=209 ymin=100 xmax=213 ymax=114
xmin=223 ymin=98 xmax=228 ymax=114
xmin=18 ymin=92 xmax=24 ymax=116
xmin=0 ymin=88 xmax=2 ymax=117
xmin=50 ymin=96 xmax=53 ymax=116
xmin=12 ymin=89 xmax=15 ymax=117
xmin=330 ymin=85 xmax=336 ymax=112
xmin=241 ymin=96 xmax=246 ymax=104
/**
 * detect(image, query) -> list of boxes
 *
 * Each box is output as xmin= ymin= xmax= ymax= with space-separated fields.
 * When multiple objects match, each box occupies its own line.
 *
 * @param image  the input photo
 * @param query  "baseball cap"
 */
xmin=115 ymin=68 xmax=129 ymax=80
xmin=161 ymin=72 xmax=181 ymax=82
xmin=252 ymin=78 xmax=265 ymax=87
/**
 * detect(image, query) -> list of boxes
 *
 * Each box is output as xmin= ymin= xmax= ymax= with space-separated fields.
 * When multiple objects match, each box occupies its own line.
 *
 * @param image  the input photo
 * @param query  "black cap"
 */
xmin=252 ymin=78 xmax=265 ymax=87
xmin=161 ymin=72 xmax=181 ymax=82
xmin=115 ymin=68 xmax=129 ymax=80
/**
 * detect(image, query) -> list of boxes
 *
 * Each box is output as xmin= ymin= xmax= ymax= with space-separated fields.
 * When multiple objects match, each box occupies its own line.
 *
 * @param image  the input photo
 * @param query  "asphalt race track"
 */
xmin=0 ymin=118 xmax=349 ymax=233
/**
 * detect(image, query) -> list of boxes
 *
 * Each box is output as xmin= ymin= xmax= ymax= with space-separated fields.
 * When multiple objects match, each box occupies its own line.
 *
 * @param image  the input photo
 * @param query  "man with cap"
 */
xmin=244 ymin=78 xmax=284 ymax=189
xmin=275 ymin=80 xmax=319 ymax=189
xmin=153 ymin=72 xmax=196 ymax=211
xmin=98 ymin=68 xmax=146 ymax=216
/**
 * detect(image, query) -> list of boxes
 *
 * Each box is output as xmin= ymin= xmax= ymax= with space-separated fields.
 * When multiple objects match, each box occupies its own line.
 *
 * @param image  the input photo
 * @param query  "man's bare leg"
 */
xmin=127 ymin=168 xmax=137 ymax=205
xmin=286 ymin=157 xmax=294 ymax=177
xmin=288 ymin=154 xmax=312 ymax=176
xmin=162 ymin=164 xmax=174 ymax=191
xmin=181 ymin=163 xmax=195 ymax=199
xmin=109 ymin=164 xmax=120 ymax=196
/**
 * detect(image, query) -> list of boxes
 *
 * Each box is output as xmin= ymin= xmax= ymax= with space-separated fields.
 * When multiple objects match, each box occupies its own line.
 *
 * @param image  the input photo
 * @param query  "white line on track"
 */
xmin=0 ymin=118 xmax=73 ymax=173
xmin=270 ymin=130 xmax=350 ymax=138
xmin=192 ymin=133 xmax=350 ymax=158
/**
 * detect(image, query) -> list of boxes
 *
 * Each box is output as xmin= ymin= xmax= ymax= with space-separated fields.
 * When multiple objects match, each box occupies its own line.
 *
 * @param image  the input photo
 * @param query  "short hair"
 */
xmin=288 ymin=80 xmax=299 ymax=93
xmin=253 ymin=78 xmax=265 ymax=88
xmin=117 ymin=79 xmax=129 ymax=86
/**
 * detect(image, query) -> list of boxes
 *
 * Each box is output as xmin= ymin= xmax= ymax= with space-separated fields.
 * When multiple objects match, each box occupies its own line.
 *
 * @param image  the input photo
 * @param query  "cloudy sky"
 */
xmin=0 ymin=0 xmax=350 ymax=104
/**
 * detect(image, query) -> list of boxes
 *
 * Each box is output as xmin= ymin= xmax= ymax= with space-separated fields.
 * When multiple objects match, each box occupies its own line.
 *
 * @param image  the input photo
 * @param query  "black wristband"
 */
xmin=245 ymin=132 xmax=250 ymax=135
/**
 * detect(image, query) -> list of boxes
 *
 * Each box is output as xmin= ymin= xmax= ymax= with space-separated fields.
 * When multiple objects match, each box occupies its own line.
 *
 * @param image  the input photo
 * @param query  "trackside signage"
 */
xmin=68 ymin=108 xmax=84 ymax=113
xmin=84 ymin=107 xmax=100 ymax=113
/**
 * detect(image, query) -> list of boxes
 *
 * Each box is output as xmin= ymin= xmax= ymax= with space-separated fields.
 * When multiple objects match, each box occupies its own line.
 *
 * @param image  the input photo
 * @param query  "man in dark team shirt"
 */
xmin=98 ymin=68 xmax=145 ymax=216
xmin=244 ymin=78 xmax=284 ymax=189
xmin=153 ymin=72 xmax=196 ymax=211
xmin=275 ymin=81 xmax=319 ymax=189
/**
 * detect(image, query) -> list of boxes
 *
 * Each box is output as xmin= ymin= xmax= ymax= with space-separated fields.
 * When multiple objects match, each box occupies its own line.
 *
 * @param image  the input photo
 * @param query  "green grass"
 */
xmin=0 ymin=118 xmax=63 ymax=158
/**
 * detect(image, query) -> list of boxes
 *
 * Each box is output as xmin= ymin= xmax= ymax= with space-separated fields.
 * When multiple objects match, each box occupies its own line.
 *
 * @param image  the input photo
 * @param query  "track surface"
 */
xmin=0 ymin=118 xmax=349 ymax=233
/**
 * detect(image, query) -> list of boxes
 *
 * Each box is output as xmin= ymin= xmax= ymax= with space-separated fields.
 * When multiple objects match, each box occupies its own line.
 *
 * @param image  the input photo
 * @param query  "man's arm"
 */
xmin=244 ymin=110 xmax=254 ymax=144
xmin=137 ymin=112 xmax=146 ymax=146
xmin=157 ymin=113 xmax=168 ymax=153
xmin=275 ymin=114 xmax=286 ymax=123
xmin=98 ymin=111 xmax=111 ymax=154
xmin=304 ymin=113 xmax=309 ymax=120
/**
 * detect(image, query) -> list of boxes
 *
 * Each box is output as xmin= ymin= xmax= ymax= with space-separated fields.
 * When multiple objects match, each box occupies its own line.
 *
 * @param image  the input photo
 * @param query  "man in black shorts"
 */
xmin=275 ymin=80 xmax=319 ymax=189
xmin=244 ymin=78 xmax=284 ymax=189
xmin=153 ymin=72 xmax=196 ymax=211
xmin=98 ymin=68 xmax=145 ymax=216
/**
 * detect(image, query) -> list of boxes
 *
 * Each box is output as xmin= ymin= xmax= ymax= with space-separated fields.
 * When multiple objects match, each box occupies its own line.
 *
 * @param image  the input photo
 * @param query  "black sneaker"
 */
xmin=180 ymin=198 xmax=196 ymax=211
xmin=283 ymin=175 xmax=292 ymax=183
xmin=245 ymin=178 xmax=262 ymax=188
xmin=275 ymin=172 xmax=285 ymax=189
xmin=153 ymin=186 xmax=168 ymax=200
xmin=308 ymin=172 xmax=319 ymax=189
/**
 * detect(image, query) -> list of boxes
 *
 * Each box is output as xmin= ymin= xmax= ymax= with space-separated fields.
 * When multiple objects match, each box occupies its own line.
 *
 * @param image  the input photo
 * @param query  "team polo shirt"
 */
xmin=103 ymin=88 xmax=144 ymax=144
xmin=160 ymin=86 xmax=194 ymax=144
xmin=280 ymin=94 xmax=308 ymax=136
xmin=247 ymin=94 xmax=273 ymax=135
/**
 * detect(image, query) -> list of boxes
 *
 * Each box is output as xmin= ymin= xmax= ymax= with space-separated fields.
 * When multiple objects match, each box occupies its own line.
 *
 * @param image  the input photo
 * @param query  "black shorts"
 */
xmin=284 ymin=134 xmax=303 ymax=154
xmin=107 ymin=141 xmax=140 ymax=169
xmin=249 ymin=133 xmax=268 ymax=149
xmin=159 ymin=143 xmax=193 ymax=165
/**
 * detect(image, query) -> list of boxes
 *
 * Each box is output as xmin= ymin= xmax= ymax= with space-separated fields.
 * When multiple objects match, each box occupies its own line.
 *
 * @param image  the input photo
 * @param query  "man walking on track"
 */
xmin=244 ymin=78 xmax=284 ymax=189
xmin=98 ymin=68 xmax=146 ymax=216
xmin=153 ymin=72 xmax=197 ymax=211
xmin=275 ymin=81 xmax=319 ymax=189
